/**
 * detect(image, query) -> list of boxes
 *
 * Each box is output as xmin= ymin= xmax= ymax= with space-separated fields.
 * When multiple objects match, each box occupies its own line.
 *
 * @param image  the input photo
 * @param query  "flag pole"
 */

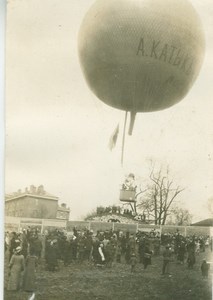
xmin=128 ymin=111 xmax=136 ymax=135
xmin=121 ymin=111 xmax=128 ymax=166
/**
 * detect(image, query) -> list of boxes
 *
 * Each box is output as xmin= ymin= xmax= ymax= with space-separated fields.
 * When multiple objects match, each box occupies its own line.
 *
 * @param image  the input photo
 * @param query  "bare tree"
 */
xmin=137 ymin=163 xmax=184 ymax=225
xmin=169 ymin=207 xmax=193 ymax=226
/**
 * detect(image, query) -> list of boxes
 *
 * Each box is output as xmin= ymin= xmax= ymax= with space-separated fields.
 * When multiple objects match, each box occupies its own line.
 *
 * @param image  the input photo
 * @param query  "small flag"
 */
xmin=108 ymin=124 xmax=119 ymax=151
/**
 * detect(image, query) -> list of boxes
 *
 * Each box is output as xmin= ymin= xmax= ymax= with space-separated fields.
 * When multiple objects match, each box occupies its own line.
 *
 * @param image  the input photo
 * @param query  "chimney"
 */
xmin=37 ymin=185 xmax=45 ymax=195
xmin=30 ymin=185 xmax=36 ymax=194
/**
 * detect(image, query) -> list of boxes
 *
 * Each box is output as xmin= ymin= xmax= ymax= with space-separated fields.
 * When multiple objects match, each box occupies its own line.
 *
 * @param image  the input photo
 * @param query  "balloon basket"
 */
xmin=119 ymin=189 xmax=136 ymax=202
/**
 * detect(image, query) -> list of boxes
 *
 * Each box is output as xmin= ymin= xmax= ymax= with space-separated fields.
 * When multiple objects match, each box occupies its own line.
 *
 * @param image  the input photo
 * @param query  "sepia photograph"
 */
xmin=4 ymin=0 xmax=213 ymax=299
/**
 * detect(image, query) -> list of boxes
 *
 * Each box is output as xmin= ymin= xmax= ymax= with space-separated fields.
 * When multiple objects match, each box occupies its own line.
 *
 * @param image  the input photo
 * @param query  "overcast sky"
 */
xmin=5 ymin=0 xmax=213 ymax=222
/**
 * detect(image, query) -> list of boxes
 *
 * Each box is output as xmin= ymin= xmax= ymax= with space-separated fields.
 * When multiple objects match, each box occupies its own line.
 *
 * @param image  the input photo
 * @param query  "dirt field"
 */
xmin=4 ymin=249 xmax=212 ymax=300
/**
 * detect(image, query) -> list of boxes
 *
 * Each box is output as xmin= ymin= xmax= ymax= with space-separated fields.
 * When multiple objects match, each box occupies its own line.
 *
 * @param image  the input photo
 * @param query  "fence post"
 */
xmin=112 ymin=222 xmax=115 ymax=231
xmin=18 ymin=219 xmax=21 ymax=233
xmin=41 ymin=220 xmax=44 ymax=234
xmin=136 ymin=222 xmax=139 ymax=233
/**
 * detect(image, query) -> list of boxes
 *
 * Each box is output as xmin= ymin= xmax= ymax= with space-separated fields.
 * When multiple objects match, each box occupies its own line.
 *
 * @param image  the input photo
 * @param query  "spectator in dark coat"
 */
xmin=105 ymin=240 xmax=115 ymax=268
xmin=143 ymin=244 xmax=152 ymax=270
xmin=138 ymin=237 xmax=145 ymax=263
xmin=201 ymin=260 xmax=210 ymax=278
xmin=63 ymin=239 xmax=72 ymax=266
xmin=30 ymin=235 xmax=42 ymax=259
xmin=187 ymin=249 xmax=196 ymax=269
xmin=46 ymin=240 xmax=58 ymax=271
xmin=177 ymin=241 xmax=186 ymax=264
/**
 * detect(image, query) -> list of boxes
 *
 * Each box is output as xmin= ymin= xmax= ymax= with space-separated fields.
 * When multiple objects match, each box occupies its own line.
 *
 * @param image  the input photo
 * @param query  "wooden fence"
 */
xmin=4 ymin=216 xmax=212 ymax=236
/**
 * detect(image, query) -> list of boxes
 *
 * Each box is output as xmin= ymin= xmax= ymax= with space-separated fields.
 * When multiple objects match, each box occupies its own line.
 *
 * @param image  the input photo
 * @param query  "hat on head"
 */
xmin=15 ymin=246 xmax=21 ymax=253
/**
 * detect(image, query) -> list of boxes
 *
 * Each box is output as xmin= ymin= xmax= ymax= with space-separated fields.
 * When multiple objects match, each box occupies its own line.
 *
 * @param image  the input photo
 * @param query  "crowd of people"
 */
xmin=160 ymin=232 xmax=212 ymax=273
xmin=94 ymin=205 xmax=145 ymax=222
xmin=5 ymin=226 xmax=212 ymax=293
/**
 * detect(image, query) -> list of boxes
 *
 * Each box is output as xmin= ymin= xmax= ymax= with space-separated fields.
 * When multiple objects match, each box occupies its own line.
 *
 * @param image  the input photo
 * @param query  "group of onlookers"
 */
xmin=5 ymin=229 xmax=40 ymax=292
xmin=160 ymin=232 xmax=212 ymax=275
xmin=5 ymin=227 xmax=212 ymax=293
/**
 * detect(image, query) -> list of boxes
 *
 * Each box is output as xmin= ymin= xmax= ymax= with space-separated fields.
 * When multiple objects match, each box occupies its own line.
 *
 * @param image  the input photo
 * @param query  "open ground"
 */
xmin=4 ymin=247 xmax=212 ymax=300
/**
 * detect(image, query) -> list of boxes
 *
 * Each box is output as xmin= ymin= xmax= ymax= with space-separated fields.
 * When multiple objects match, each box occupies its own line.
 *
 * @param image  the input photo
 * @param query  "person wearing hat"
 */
xmin=130 ymin=252 xmax=137 ymax=273
xmin=9 ymin=232 xmax=21 ymax=262
xmin=7 ymin=246 xmax=25 ymax=291
xmin=96 ymin=242 xmax=106 ymax=267
xmin=46 ymin=239 xmax=59 ymax=271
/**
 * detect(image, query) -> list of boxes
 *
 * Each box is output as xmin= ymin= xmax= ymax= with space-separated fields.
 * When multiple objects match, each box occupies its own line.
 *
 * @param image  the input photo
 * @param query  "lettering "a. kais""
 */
xmin=136 ymin=38 xmax=194 ymax=76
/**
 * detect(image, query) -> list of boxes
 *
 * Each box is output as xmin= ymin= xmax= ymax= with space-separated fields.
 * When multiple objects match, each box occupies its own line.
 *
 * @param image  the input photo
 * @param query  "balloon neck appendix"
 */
xmin=78 ymin=0 xmax=205 ymax=136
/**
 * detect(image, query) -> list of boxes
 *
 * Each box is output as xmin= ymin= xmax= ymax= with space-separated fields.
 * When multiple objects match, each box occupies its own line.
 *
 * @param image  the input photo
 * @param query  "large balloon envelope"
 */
xmin=78 ymin=0 xmax=205 ymax=133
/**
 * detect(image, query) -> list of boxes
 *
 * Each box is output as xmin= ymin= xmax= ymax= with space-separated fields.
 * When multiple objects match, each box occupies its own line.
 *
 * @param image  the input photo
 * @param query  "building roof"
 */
xmin=5 ymin=193 xmax=59 ymax=202
xmin=191 ymin=218 xmax=213 ymax=227
xmin=5 ymin=185 xmax=59 ymax=202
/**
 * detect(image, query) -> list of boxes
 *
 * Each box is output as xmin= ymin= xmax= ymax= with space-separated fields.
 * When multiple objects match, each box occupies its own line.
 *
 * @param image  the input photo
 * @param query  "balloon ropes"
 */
xmin=78 ymin=0 xmax=205 ymax=165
